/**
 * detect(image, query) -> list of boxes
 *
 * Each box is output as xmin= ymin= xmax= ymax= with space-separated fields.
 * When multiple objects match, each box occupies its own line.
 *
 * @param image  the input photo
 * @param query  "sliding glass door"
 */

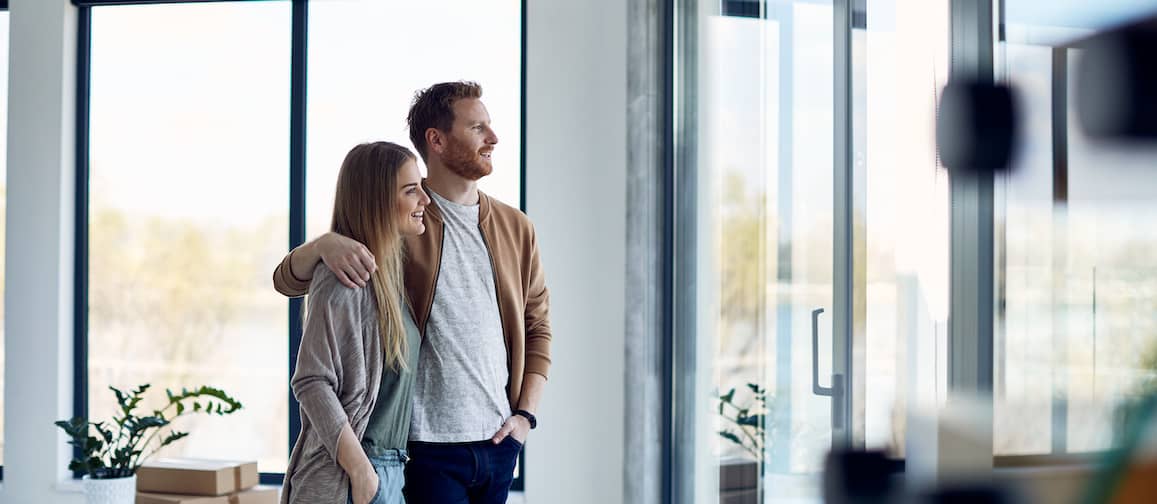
xmin=682 ymin=1 xmax=841 ymax=501
xmin=677 ymin=1 xmax=949 ymax=501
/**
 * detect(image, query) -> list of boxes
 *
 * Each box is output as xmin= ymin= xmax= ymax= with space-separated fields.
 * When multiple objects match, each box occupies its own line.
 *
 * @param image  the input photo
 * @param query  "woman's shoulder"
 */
xmin=307 ymin=263 xmax=367 ymax=304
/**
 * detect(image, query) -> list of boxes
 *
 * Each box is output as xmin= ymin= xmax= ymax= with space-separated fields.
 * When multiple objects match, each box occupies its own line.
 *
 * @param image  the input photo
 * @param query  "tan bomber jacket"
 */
xmin=273 ymin=187 xmax=552 ymax=410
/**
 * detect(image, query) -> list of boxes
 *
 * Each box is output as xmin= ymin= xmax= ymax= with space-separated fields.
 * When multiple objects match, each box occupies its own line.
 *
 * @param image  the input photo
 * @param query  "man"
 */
xmin=273 ymin=81 xmax=551 ymax=503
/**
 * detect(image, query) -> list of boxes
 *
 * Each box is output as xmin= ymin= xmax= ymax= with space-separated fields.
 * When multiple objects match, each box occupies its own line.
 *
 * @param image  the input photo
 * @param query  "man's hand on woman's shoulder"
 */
xmin=316 ymin=232 xmax=377 ymax=289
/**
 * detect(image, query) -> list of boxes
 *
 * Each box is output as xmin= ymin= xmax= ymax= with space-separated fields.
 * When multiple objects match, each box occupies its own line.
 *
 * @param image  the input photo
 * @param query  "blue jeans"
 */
xmin=347 ymin=449 xmax=408 ymax=504
xmin=403 ymin=437 xmax=523 ymax=504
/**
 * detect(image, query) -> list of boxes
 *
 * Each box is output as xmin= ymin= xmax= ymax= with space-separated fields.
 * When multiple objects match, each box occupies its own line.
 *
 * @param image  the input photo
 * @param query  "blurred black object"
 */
xmin=936 ymin=80 xmax=1019 ymax=174
xmin=920 ymin=485 xmax=1012 ymax=504
xmin=1076 ymin=17 xmax=1157 ymax=140
xmin=822 ymin=449 xmax=901 ymax=504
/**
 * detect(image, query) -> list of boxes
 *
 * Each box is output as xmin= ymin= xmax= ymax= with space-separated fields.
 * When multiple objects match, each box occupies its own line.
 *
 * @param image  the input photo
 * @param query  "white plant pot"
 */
xmin=83 ymin=475 xmax=136 ymax=504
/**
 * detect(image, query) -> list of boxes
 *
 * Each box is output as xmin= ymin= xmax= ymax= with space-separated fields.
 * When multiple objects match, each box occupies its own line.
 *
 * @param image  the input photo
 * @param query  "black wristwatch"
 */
xmin=514 ymin=409 xmax=537 ymax=429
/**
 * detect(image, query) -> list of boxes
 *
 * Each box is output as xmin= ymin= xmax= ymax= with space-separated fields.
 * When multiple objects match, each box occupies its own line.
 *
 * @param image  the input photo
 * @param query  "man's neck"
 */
xmin=425 ymin=164 xmax=479 ymax=206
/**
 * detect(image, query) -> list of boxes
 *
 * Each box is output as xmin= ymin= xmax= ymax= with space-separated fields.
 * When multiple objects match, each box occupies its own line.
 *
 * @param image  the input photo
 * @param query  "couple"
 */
xmin=277 ymin=81 xmax=552 ymax=504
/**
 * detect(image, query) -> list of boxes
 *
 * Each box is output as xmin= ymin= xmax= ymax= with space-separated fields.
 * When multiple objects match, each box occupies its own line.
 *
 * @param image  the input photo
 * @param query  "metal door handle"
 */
xmin=811 ymin=307 xmax=832 ymax=396
xmin=811 ymin=306 xmax=845 ymax=431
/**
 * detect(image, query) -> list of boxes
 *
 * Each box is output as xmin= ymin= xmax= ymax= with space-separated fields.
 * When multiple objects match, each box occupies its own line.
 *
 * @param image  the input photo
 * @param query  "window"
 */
xmin=689 ymin=1 xmax=839 ymax=499
xmin=305 ymin=0 xmax=524 ymax=483
xmin=683 ymin=0 xmax=949 ymax=499
xmin=77 ymin=0 xmax=525 ymax=483
xmin=305 ymin=0 xmax=522 ymax=238
xmin=856 ymin=0 xmax=950 ymax=456
xmin=86 ymin=1 xmax=292 ymax=473
xmin=674 ymin=0 xmax=1157 ymax=496
xmin=995 ymin=0 xmax=1157 ymax=456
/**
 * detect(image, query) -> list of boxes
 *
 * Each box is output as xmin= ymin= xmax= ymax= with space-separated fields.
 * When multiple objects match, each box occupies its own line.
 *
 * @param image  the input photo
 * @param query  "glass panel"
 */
xmin=995 ymin=2 xmax=1157 ymax=456
xmin=857 ymin=0 xmax=950 ymax=456
xmin=306 ymin=0 xmax=522 ymax=241
xmin=995 ymin=43 xmax=1056 ymax=455
xmin=88 ymin=2 xmax=291 ymax=473
xmin=0 ymin=10 xmax=9 ymax=467
xmin=692 ymin=2 xmax=835 ymax=501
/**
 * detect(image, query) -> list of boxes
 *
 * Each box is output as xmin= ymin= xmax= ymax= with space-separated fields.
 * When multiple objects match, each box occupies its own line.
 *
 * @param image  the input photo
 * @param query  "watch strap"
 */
xmin=514 ymin=409 xmax=537 ymax=429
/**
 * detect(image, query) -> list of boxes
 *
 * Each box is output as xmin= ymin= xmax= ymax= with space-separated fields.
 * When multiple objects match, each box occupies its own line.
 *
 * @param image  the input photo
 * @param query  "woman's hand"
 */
xmin=337 ymin=425 xmax=378 ymax=504
xmin=350 ymin=466 xmax=379 ymax=504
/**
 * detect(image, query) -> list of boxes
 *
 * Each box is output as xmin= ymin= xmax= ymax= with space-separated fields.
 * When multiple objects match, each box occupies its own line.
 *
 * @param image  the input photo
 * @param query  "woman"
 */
xmin=280 ymin=141 xmax=430 ymax=504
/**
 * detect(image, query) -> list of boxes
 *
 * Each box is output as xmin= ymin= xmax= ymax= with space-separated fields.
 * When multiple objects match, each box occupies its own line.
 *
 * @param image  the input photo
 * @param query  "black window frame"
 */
xmin=71 ymin=0 xmax=527 ymax=490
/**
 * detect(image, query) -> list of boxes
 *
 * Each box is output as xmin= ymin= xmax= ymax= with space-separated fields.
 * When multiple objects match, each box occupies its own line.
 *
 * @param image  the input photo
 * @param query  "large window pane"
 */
xmin=0 ymin=10 xmax=9 ymax=467
xmin=689 ymin=1 xmax=950 ymax=499
xmin=692 ymin=3 xmax=835 ymax=500
xmin=995 ymin=2 xmax=1157 ymax=456
xmin=857 ymin=0 xmax=950 ymax=456
xmin=88 ymin=2 xmax=290 ymax=472
xmin=306 ymin=0 xmax=523 ymax=242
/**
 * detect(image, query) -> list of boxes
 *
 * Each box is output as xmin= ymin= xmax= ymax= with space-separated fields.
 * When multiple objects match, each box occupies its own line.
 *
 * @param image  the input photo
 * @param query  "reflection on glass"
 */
xmin=996 ymin=7 xmax=1157 ymax=456
xmin=306 ymin=0 xmax=522 ymax=241
xmin=88 ymin=2 xmax=290 ymax=472
xmin=695 ymin=2 xmax=834 ymax=501
xmin=0 ymin=10 xmax=9 ymax=467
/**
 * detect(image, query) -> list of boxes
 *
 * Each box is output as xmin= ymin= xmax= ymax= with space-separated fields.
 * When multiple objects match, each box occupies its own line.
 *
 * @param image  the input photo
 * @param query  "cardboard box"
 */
xmin=137 ymin=458 xmax=259 ymax=496
xmin=137 ymin=485 xmax=279 ymax=504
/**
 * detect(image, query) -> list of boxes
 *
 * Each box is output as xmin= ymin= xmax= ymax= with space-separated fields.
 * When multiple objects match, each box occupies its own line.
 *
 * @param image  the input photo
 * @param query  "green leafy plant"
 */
xmin=716 ymin=382 xmax=773 ymax=462
xmin=55 ymin=384 xmax=243 ymax=479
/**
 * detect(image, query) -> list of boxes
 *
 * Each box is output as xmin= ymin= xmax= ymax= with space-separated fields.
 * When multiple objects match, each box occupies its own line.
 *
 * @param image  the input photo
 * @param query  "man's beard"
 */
xmin=443 ymin=142 xmax=492 ymax=181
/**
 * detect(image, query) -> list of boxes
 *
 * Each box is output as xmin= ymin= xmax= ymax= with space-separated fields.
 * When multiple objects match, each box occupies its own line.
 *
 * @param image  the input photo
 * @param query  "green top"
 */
xmin=360 ymin=306 xmax=421 ymax=454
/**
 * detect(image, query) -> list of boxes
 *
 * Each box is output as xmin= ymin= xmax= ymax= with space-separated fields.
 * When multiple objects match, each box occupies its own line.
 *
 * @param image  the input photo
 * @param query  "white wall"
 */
xmin=3 ymin=0 xmax=83 ymax=502
xmin=1 ymin=0 xmax=628 ymax=502
xmin=524 ymin=1 xmax=627 ymax=503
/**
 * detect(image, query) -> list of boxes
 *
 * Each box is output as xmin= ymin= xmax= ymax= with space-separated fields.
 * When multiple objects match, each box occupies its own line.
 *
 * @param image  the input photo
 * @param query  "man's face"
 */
xmin=438 ymin=98 xmax=498 ymax=181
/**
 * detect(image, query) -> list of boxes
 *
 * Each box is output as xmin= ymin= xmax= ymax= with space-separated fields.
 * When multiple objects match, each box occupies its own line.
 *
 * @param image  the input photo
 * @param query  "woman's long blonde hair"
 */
xmin=330 ymin=141 xmax=415 ymax=371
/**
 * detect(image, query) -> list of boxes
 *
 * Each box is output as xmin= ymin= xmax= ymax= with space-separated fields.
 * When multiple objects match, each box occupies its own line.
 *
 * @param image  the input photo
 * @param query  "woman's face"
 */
xmin=395 ymin=159 xmax=430 ymax=236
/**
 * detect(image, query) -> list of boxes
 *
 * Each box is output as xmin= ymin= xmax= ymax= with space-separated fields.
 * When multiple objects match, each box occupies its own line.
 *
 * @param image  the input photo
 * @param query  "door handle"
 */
xmin=811 ymin=307 xmax=832 ymax=396
xmin=811 ymin=307 xmax=845 ymax=432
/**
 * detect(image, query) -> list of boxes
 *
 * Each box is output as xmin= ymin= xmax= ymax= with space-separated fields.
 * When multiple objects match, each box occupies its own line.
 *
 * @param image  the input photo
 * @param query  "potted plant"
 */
xmin=55 ymin=383 xmax=242 ymax=504
xmin=716 ymin=383 xmax=773 ymax=504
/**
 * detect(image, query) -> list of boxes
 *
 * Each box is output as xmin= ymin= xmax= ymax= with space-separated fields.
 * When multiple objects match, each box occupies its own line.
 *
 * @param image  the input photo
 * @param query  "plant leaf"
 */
xmin=718 ymin=429 xmax=744 ymax=447
xmin=737 ymin=414 xmax=765 ymax=427
xmin=156 ymin=430 xmax=189 ymax=449
xmin=720 ymin=387 xmax=736 ymax=404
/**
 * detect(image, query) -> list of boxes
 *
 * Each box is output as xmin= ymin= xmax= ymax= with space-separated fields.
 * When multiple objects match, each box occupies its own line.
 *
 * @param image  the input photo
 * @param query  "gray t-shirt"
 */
xmin=409 ymin=190 xmax=511 ymax=442
xmin=360 ymin=305 xmax=421 ymax=454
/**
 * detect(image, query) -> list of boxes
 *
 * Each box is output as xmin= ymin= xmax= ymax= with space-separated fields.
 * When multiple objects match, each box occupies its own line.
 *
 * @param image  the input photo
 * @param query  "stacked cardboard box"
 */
xmin=136 ymin=459 xmax=278 ymax=504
